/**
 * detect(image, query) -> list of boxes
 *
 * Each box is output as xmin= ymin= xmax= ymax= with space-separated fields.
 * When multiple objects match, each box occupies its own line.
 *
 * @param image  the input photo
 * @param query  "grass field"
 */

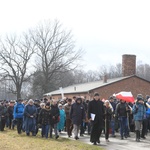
xmin=0 ymin=129 xmax=104 ymax=150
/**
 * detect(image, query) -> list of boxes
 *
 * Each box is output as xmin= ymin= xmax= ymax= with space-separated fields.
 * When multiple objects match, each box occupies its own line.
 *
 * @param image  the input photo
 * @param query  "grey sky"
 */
xmin=0 ymin=0 xmax=150 ymax=71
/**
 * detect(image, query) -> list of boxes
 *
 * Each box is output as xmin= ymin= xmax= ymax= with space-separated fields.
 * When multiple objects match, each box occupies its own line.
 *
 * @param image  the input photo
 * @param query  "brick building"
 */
xmin=44 ymin=54 xmax=150 ymax=100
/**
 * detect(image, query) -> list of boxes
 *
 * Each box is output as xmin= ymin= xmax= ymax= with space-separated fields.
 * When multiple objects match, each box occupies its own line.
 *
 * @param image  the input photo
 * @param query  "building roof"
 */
xmin=44 ymin=75 xmax=138 ymax=96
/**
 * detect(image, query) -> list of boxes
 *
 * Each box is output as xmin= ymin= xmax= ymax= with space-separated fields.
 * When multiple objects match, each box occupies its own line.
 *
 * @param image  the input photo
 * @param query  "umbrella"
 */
xmin=114 ymin=91 xmax=134 ymax=103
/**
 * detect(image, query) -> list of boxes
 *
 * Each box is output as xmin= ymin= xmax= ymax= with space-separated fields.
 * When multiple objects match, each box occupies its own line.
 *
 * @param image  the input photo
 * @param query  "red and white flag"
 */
xmin=114 ymin=91 xmax=134 ymax=103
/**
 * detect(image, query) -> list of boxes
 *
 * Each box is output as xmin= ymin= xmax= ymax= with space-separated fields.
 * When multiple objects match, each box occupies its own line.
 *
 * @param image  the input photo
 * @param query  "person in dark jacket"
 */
xmin=80 ymin=96 xmax=87 ymax=136
xmin=38 ymin=102 xmax=51 ymax=138
xmin=24 ymin=99 xmax=37 ymax=136
xmin=50 ymin=100 xmax=60 ymax=139
xmin=0 ymin=101 xmax=8 ymax=131
xmin=5 ymin=101 xmax=9 ymax=128
xmin=115 ymin=99 xmax=131 ymax=139
xmin=64 ymin=98 xmax=73 ymax=137
xmin=34 ymin=99 xmax=41 ymax=135
xmin=7 ymin=100 xmax=15 ymax=129
xmin=13 ymin=99 xmax=24 ymax=134
xmin=70 ymin=97 xmax=85 ymax=140
xmin=88 ymin=92 xmax=104 ymax=145
xmin=104 ymin=100 xmax=113 ymax=142
xmin=109 ymin=96 xmax=117 ymax=137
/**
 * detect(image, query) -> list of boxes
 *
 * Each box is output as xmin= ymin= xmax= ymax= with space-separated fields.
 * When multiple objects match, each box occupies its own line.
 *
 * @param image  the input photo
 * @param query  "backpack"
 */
xmin=16 ymin=104 xmax=24 ymax=114
xmin=146 ymin=108 xmax=150 ymax=118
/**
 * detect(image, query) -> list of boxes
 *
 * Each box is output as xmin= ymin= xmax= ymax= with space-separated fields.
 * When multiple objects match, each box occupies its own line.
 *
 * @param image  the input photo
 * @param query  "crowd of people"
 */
xmin=0 ymin=92 xmax=150 ymax=145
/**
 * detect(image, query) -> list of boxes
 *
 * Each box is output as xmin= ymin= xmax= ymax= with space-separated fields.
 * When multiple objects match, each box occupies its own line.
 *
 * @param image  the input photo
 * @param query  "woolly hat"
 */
xmin=67 ymin=98 xmax=72 ymax=102
xmin=45 ymin=102 xmax=50 ymax=106
xmin=137 ymin=97 xmax=144 ymax=101
xmin=58 ymin=104 xmax=62 ymax=107
xmin=28 ymin=99 xmax=34 ymax=104
xmin=105 ymin=100 xmax=110 ymax=103
xmin=10 ymin=100 xmax=16 ymax=103
xmin=109 ymin=96 xmax=114 ymax=100
xmin=76 ymin=97 xmax=82 ymax=102
xmin=94 ymin=92 xmax=99 ymax=97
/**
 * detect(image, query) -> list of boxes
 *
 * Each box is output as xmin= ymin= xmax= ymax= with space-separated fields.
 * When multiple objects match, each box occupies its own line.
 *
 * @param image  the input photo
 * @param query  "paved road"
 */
xmin=60 ymin=131 xmax=150 ymax=150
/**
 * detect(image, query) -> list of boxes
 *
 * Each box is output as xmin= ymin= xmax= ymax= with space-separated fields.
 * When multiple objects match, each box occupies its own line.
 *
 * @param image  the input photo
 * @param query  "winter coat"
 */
xmin=0 ymin=105 xmax=8 ymax=121
xmin=115 ymin=102 xmax=128 ymax=118
xmin=24 ymin=104 xmax=37 ymax=133
xmin=64 ymin=103 xmax=72 ymax=119
xmin=57 ymin=109 xmax=66 ymax=130
xmin=34 ymin=104 xmax=40 ymax=123
xmin=146 ymin=102 xmax=150 ymax=118
xmin=13 ymin=103 xmax=24 ymax=119
xmin=110 ymin=101 xmax=117 ymax=112
xmin=50 ymin=104 xmax=60 ymax=125
xmin=104 ymin=106 xmax=113 ymax=121
xmin=88 ymin=99 xmax=104 ymax=128
xmin=82 ymin=102 xmax=88 ymax=113
xmin=38 ymin=108 xmax=51 ymax=125
xmin=7 ymin=106 xmax=14 ymax=119
xmin=70 ymin=102 xmax=85 ymax=126
xmin=132 ymin=102 xmax=146 ymax=121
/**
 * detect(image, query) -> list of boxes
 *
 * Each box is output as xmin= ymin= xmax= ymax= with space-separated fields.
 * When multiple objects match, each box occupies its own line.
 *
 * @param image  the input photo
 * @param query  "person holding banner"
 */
xmin=88 ymin=92 xmax=104 ymax=145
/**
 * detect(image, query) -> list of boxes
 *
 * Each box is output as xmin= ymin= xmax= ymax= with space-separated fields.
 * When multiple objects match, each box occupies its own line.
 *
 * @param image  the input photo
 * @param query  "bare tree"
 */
xmin=108 ymin=63 xmax=122 ymax=78
xmin=136 ymin=63 xmax=150 ymax=81
xmin=97 ymin=63 xmax=122 ymax=80
xmin=0 ymin=34 xmax=36 ymax=99
xmin=97 ymin=65 xmax=108 ymax=79
xmin=30 ymin=20 xmax=83 ymax=94
xmin=85 ymin=70 xmax=99 ymax=82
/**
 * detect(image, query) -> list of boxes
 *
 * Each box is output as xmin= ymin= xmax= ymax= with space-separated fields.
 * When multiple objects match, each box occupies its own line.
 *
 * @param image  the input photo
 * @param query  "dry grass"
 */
xmin=0 ymin=129 xmax=104 ymax=150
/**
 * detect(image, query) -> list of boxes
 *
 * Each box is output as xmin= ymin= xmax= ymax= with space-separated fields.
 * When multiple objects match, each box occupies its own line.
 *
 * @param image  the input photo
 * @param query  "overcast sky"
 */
xmin=0 ymin=0 xmax=150 ymax=71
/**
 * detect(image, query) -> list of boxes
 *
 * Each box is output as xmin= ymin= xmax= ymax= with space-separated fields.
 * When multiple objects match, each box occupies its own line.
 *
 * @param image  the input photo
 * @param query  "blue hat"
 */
xmin=137 ymin=97 xmax=143 ymax=101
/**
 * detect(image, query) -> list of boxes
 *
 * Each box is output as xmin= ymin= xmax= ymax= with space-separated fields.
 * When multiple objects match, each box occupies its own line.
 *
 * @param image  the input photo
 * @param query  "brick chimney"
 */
xmin=122 ymin=54 xmax=136 ymax=77
xmin=103 ymin=74 xmax=107 ymax=83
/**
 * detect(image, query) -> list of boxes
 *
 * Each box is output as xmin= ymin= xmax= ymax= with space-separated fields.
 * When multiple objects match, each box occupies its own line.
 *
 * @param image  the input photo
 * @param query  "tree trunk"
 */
xmin=16 ymin=86 xmax=21 ymax=100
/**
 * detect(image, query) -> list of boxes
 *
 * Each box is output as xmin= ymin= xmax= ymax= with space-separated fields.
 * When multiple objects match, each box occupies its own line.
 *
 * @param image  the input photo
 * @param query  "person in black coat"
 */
xmin=70 ymin=97 xmax=85 ymax=140
xmin=7 ymin=100 xmax=15 ymax=129
xmin=50 ymin=100 xmax=60 ymax=139
xmin=34 ymin=100 xmax=41 ymax=135
xmin=80 ymin=96 xmax=88 ymax=136
xmin=38 ymin=102 xmax=51 ymax=138
xmin=88 ymin=92 xmax=105 ymax=145
xmin=109 ymin=96 xmax=117 ymax=137
xmin=0 ymin=102 xmax=8 ymax=131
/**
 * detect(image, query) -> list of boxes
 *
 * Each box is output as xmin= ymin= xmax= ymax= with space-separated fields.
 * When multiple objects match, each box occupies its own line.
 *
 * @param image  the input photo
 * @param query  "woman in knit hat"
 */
xmin=38 ymin=102 xmax=51 ymax=138
xmin=24 ymin=99 xmax=37 ymax=136
xmin=132 ymin=97 xmax=146 ymax=142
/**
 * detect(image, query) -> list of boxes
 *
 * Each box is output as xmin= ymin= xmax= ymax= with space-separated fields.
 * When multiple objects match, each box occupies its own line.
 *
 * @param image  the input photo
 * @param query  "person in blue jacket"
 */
xmin=24 ymin=99 xmax=37 ymax=136
xmin=146 ymin=98 xmax=150 ymax=134
xmin=132 ymin=96 xmax=146 ymax=142
xmin=13 ymin=99 xmax=25 ymax=134
xmin=57 ymin=104 xmax=66 ymax=133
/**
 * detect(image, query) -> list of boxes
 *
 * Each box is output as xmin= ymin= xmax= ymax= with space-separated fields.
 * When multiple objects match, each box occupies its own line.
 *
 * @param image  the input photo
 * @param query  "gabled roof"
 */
xmin=45 ymin=75 xmax=143 ymax=96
